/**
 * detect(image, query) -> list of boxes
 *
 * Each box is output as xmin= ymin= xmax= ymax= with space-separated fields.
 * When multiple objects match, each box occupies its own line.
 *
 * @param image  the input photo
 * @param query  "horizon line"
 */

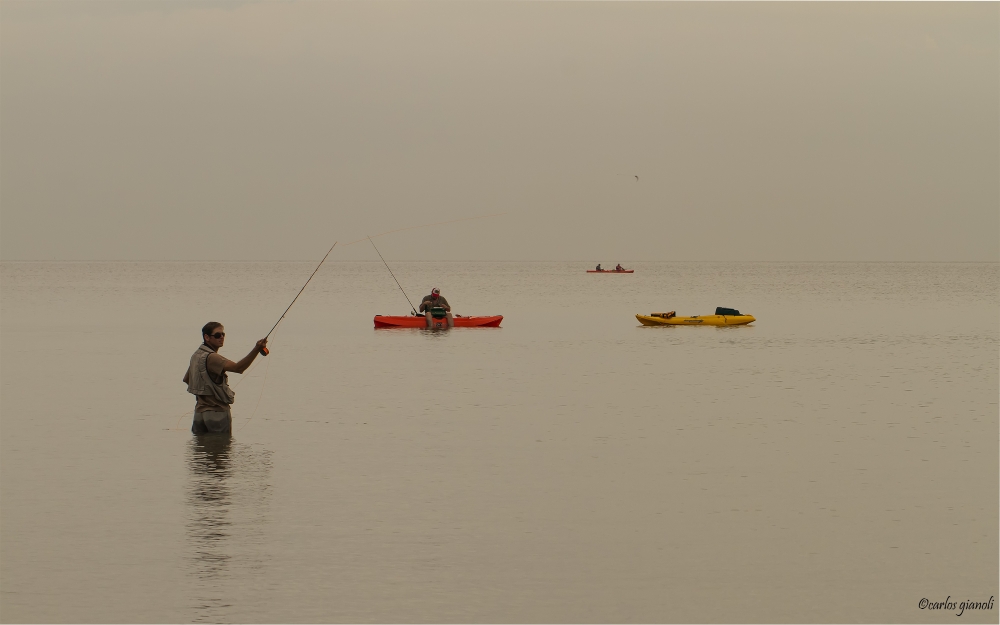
xmin=1 ymin=259 xmax=997 ymax=264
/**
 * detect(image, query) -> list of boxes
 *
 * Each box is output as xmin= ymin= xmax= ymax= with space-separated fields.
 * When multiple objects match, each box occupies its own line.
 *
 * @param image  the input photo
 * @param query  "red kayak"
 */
xmin=587 ymin=269 xmax=634 ymax=273
xmin=374 ymin=315 xmax=503 ymax=329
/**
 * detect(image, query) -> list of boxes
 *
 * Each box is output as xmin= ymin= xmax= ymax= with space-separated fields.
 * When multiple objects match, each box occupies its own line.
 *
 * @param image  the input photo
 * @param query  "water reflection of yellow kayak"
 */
xmin=636 ymin=313 xmax=756 ymax=326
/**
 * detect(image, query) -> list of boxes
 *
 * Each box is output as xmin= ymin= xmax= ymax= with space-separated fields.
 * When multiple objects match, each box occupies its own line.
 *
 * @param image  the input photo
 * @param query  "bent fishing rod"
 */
xmin=368 ymin=236 xmax=418 ymax=315
xmin=259 ymin=241 xmax=338 ymax=355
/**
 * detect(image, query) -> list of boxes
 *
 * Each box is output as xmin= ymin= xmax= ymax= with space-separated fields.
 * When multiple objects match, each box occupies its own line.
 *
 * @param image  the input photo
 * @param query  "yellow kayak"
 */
xmin=636 ymin=311 xmax=756 ymax=326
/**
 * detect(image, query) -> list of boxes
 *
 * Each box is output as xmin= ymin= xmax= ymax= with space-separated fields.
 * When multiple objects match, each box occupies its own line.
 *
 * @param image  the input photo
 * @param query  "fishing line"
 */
xmin=368 ymin=236 xmax=418 ymax=314
xmin=237 ymin=334 xmax=276 ymax=433
xmin=173 ymin=407 xmax=192 ymax=432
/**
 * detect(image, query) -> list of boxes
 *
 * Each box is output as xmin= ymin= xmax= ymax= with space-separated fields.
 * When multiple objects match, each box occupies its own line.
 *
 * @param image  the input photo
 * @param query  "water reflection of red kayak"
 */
xmin=586 ymin=269 xmax=634 ymax=273
xmin=374 ymin=315 xmax=503 ymax=328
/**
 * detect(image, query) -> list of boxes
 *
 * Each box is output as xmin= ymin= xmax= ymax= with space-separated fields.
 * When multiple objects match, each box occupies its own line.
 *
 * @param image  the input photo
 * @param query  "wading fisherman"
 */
xmin=419 ymin=287 xmax=453 ymax=327
xmin=183 ymin=322 xmax=268 ymax=434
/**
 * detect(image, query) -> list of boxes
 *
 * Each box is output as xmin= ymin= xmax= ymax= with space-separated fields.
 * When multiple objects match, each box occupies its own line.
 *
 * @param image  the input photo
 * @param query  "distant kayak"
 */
xmin=374 ymin=315 xmax=503 ymax=329
xmin=637 ymin=314 xmax=754 ymax=326
xmin=637 ymin=308 xmax=755 ymax=326
xmin=587 ymin=269 xmax=634 ymax=274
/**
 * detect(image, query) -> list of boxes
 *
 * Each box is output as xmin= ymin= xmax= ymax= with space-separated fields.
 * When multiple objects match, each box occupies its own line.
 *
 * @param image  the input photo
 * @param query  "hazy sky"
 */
xmin=1 ymin=1 xmax=997 ymax=261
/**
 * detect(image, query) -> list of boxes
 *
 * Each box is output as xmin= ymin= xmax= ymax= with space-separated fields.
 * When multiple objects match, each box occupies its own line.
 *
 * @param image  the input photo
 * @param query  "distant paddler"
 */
xmin=183 ymin=322 xmax=268 ymax=435
xmin=419 ymin=287 xmax=453 ymax=328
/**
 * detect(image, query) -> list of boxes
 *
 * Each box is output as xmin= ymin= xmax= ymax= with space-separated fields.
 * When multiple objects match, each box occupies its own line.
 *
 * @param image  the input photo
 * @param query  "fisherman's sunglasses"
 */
xmin=209 ymin=332 xmax=225 ymax=339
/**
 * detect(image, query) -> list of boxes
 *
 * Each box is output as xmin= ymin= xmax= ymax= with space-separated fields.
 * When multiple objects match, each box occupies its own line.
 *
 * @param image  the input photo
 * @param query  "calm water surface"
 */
xmin=1 ymin=262 xmax=997 ymax=623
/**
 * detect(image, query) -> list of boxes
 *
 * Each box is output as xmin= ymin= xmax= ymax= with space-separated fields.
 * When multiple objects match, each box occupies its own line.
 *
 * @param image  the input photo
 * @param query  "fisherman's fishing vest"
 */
xmin=186 ymin=344 xmax=235 ymax=405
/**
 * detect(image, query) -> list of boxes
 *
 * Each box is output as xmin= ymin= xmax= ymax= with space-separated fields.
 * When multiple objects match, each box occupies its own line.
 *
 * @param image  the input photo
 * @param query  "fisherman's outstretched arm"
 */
xmin=223 ymin=339 xmax=268 ymax=374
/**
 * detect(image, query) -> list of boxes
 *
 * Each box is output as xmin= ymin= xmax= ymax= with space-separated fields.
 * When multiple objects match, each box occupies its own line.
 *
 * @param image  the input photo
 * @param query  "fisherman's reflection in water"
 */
xmin=186 ymin=433 xmax=272 ymax=623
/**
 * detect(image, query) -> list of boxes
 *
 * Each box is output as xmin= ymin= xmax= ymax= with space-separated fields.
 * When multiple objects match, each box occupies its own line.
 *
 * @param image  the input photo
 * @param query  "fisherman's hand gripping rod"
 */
xmin=259 ymin=241 xmax=338 ymax=355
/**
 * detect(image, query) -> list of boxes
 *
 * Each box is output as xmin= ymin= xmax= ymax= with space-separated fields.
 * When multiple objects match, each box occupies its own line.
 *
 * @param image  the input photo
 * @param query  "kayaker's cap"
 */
xmin=431 ymin=288 xmax=440 ymax=295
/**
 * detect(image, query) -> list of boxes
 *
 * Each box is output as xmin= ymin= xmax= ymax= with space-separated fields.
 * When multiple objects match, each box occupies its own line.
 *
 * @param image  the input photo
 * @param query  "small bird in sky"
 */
xmin=635 ymin=175 xmax=639 ymax=182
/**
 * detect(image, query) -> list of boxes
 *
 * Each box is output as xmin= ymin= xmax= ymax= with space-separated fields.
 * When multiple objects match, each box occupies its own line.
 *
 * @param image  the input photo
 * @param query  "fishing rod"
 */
xmin=368 ymin=236 xmax=418 ymax=315
xmin=259 ymin=241 xmax=338 ymax=355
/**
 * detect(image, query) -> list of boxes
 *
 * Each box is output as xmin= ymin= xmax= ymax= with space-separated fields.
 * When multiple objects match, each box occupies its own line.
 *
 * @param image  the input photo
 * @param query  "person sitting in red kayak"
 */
xmin=419 ymin=287 xmax=453 ymax=328
xmin=595 ymin=263 xmax=602 ymax=271
xmin=615 ymin=263 xmax=623 ymax=271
